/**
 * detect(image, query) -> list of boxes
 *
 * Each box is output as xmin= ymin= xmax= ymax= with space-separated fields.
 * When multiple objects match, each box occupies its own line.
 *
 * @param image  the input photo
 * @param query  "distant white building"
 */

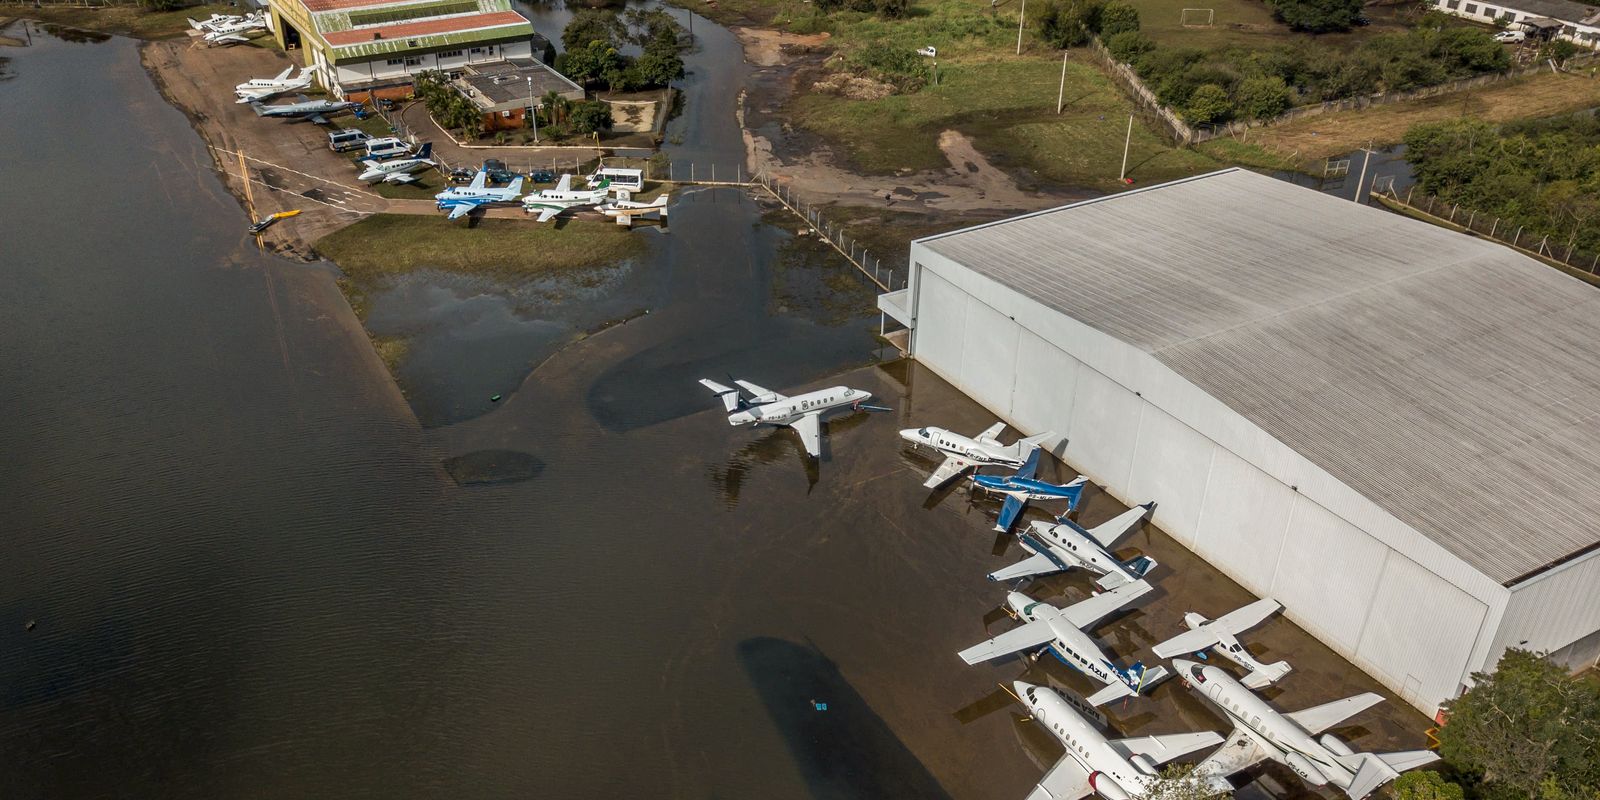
xmin=1432 ymin=0 xmax=1600 ymax=48
xmin=878 ymin=169 xmax=1600 ymax=716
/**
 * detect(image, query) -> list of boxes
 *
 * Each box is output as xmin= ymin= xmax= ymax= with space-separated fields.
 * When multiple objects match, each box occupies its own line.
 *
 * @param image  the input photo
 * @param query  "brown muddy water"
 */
xmin=1 ymin=20 xmax=1430 ymax=800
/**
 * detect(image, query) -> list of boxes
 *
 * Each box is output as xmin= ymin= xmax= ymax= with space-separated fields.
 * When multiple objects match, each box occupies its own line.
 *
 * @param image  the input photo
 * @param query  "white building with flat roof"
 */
xmin=877 ymin=168 xmax=1600 ymax=715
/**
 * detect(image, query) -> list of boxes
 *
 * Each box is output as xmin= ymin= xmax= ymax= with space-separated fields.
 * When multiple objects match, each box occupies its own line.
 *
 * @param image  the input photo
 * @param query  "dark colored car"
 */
xmin=481 ymin=159 xmax=518 ymax=184
xmin=377 ymin=98 xmax=398 ymax=112
xmin=529 ymin=169 xmax=556 ymax=184
xmin=448 ymin=167 xmax=476 ymax=184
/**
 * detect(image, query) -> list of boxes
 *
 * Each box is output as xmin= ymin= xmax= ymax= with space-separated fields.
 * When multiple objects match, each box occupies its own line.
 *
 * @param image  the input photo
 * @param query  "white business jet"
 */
xmin=699 ymin=378 xmax=882 ymax=459
xmin=1178 ymin=660 xmax=1438 ymax=798
xmin=900 ymin=422 xmax=1054 ymax=488
xmin=1011 ymin=680 xmax=1225 ymax=800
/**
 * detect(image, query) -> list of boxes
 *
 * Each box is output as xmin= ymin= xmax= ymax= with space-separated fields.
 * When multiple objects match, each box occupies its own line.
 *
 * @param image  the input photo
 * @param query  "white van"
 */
xmin=328 ymin=129 xmax=373 ymax=153
xmin=365 ymin=137 xmax=411 ymax=159
xmin=587 ymin=167 xmax=644 ymax=193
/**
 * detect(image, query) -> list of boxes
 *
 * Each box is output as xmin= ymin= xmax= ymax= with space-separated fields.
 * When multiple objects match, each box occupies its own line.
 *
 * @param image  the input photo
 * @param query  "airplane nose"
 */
xmin=1012 ymin=680 xmax=1037 ymax=698
xmin=1171 ymin=659 xmax=1198 ymax=672
xmin=1005 ymin=591 xmax=1033 ymax=614
xmin=898 ymin=428 xmax=920 ymax=442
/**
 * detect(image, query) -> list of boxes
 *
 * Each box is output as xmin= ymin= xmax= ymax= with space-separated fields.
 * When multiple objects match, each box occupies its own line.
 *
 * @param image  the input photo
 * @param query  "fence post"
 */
xmin=1514 ymin=226 xmax=1522 ymax=247
xmin=1428 ymin=197 xmax=1436 ymax=214
xmin=1467 ymin=210 xmax=1476 ymax=229
xmin=1405 ymin=185 xmax=1415 ymax=206
xmin=712 ymin=163 xmax=716 ymax=183
xmin=1489 ymin=218 xmax=1498 ymax=239
xmin=1591 ymin=252 xmax=1598 ymax=273
xmin=1448 ymin=205 xmax=1457 ymax=223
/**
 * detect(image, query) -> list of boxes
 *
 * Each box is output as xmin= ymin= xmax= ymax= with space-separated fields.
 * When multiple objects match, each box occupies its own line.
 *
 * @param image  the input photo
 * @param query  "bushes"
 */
xmin=1099 ymin=2 xmax=1140 ymax=37
xmin=1033 ymin=0 xmax=1138 ymax=47
xmin=568 ymin=100 xmax=614 ymax=134
xmin=1105 ymin=30 xmax=1154 ymax=62
xmin=1266 ymin=0 xmax=1364 ymax=32
xmin=813 ymin=0 xmax=913 ymax=19
xmin=554 ymin=8 xmax=686 ymax=91
xmin=1121 ymin=23 xmax=1509 ymax=124
xmin=1183 ymin=83 xmax=1231 ymax=123
xmin=847 ymin=45 xmax=929 ymax=92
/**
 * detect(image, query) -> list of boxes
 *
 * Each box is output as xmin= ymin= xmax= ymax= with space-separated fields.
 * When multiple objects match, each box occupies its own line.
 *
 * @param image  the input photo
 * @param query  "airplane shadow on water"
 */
xmin=736 ymin=637 xmax=955 ymax=800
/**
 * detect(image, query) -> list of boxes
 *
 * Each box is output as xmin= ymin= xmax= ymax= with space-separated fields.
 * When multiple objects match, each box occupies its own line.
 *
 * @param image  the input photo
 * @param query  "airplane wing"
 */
xmin=307 ymin=113 xmax=329 ymax=125
xmin=923 ymin=456 xmax=970 ymax=489
xmin=1023 ymin=754 xmax=1093 ymax=800
xmin=957 ymin=618 xmax=1056 ymax=665
xmin=1194 ymin=726 xmax=1272 ymax=780
xmin=1213 ymin=598 xmax=1282 ymax=635
xmin=734 ymin=380 xmax=785 ymax=402
xmin=1286 ymin=693 xmax=1384 ymax=735
xmin=1082 ymin=503 xmax=1153 ymax=549
xmin=534 ymin=206 xmax=562 ymax=223
xmin=987 ymin=551 xmax=1064 ymax=582
xmin=976 ymin=421 xmax=1007 ymax=445
xmin=468 ymin=171 xmax=488 ymax=190
xmin=1151 ymin=626 xmax=1220 ymax=659
xmin=790 ymin=412 xmax=823 ymax=459
xmin=554 ymin=173 xmax=572 ymax=192
xmin=445 ymin=203 xmax=472 ymax=220
xmin=384 ymin=173 xmax=417 ymax=184
xmin=995 ymin=495 xmax=1028 ymax=533
xmin=213 ymin=33 xmax=249 ymax=44
xmin=1059 ymin=579 xmax=1151 ymax=630
xmin=1111 ymin=732 xmax=1225 ymax=766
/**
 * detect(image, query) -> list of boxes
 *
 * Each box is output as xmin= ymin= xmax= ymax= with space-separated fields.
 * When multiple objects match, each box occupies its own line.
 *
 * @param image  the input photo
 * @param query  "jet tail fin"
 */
xmin=1241 ymin=660 xmax=1293 ymax=689
xmin=249 ymin=101 xmax=268 ymax=116
xmin=416 ymin=142 xmax=432 ymax=160
xmin=187 ymin=16 xmax=202 ymax=29
xmin=1015 ymin=430 xmax=1055 ymax=456
xmin=1337 ymin=753 xmax=1402 ymax=800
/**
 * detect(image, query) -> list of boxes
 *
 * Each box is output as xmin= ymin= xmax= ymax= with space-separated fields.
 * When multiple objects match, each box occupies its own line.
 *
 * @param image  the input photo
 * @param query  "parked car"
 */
xmin=377 ymin=98 xmax=398 ymax=112
xmin=448 ymin=167 xmax=477 ymax=184
xmin=327 ymin=129 xmax=373 ymax=153
xmin=1494 ymin=29 xmax=1526 ymax=42
xmin=529 ymin=169 xmax=556 ymax=184
xmin=365 ymin=137 xmax=411 ymax=160
xmin=481 ymin=159 xmax=518 ymax=184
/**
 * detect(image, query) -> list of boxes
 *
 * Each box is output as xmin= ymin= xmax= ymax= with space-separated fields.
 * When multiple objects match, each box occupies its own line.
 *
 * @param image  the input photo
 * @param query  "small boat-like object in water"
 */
xmin=249 ymin=209 xmax=301 ymax=235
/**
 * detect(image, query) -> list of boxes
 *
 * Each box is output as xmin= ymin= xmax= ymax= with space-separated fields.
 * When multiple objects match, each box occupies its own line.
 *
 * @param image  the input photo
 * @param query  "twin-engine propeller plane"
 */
xmin=970 ymin=448 xmax=1090 ymax=533
xmin=988 ymin=503 xmax=1157 ymax=587
xmin=901 ymin=422 xmax=1054 ymax=489
xmin=699 ymin=378 xmax=888 ymax=459
xmin=434 ymin=170 xmax=525 ymax=220
xmin=1152 ymin=599 xmax=1292 ymax=688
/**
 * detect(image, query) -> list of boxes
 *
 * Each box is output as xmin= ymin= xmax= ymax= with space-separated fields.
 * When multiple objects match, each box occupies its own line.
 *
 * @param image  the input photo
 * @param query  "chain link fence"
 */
xmin=1375 ymin=185 xmax=1600 ymax=278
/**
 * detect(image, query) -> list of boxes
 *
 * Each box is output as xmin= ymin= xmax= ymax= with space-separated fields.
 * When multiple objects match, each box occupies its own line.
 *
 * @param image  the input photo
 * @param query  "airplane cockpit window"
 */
xmin=1189 ymin=664 xmax=1207 ymax=683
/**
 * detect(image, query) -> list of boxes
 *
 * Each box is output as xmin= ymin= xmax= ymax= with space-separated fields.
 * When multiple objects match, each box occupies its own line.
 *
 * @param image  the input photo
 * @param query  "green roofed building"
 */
xmin=266 ymin=0 xmax=554 ymax=98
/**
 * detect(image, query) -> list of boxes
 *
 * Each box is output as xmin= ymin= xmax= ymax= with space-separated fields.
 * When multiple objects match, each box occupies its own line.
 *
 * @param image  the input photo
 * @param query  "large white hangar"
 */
xmin=877 ymin=168 xmax=1600 ymax=715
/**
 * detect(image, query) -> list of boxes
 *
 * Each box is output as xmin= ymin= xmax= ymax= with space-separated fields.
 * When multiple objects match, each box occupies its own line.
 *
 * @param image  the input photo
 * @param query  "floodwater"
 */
xmin=1 ymin=17 xmax=1433 ymax=800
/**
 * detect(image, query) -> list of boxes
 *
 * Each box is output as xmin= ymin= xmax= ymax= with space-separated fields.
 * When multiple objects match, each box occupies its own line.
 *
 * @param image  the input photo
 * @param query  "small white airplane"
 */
xmin=1011 ymin=680 xmax=1226 ymax=800
xmin=357 ymin=143 xmax=434 ymax=184
xmin=1178 ymin=660 xmax=1439 ymax=799
xmin=189 ymin=12 xmax=268 ymax=45
xmin=958 ymin=583 xmax=1168 ymax=707
xmin=699 ymin=378 xmax=884 ymax=459
xmin=597 ymin=194 xmax=669 ymax=220
xmin=522 ymin=174 xmax=612 ymax=222
xmin=434 ymin=170 xmax=525 ymax=220
xmin=988 ymin=503 xmax=1157 ymax=587
xmin=1152 ymin=599 xmax=1291 ymax=689
xmin=901 ymin=422 xmax=1054 ymax=489
xmin=235 ymin=67 xmax=313 ymax=104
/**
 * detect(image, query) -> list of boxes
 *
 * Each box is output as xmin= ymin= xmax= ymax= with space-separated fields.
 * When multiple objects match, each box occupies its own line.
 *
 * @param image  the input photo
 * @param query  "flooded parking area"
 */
xmin=0 ymin=18 xmax=1433 ymax=800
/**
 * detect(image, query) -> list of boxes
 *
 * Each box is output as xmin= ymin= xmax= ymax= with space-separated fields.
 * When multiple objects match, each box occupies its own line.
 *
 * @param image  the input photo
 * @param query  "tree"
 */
xmin=562 ymin=8 xmax=624 ymax=51
xmin=1105 ymin=30 xmax=1154 ymax=62
xmin=876 ymin=0 xmax=912 ymax=18
xmin=568 ymin=100 xmax=613 ymax=134
xmin=1036 ymin=0 xmax=1104 ymax=47
xmin=1266 ymin=0 xmax=1364 ymax=33
xmin=1183 ymin=83 xmax=1231 ymax=123
xmin=1390 ymin=771 xmax=1465 ymax=800
xmin=1437 ymin=649 xmax=1600 ymax=799
xmin=1237 ymin=74 xmax=1292 ymax=119
xmin=1136 ymin=764 xmax=1229 ymax=800
xmin=632 ymin=50 xmax=686 ymax=87
xmin=1099 ymin=1 xmax=1140 ymax=37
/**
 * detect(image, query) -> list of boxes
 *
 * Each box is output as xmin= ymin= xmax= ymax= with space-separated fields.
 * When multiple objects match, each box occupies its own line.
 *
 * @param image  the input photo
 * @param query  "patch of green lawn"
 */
xmin=315 ymin=213 xmax=647 ymax=284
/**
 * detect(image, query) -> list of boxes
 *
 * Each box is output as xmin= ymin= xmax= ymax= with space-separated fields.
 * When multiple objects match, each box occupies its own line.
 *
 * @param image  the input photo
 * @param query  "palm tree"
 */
xmin=541 ymin=90 xmax=571 ymax=126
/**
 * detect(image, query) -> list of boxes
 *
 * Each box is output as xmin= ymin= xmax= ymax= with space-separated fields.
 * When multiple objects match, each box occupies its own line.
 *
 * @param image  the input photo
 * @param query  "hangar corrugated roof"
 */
xmin=919 ymin=168 xmax=1600 ymax=585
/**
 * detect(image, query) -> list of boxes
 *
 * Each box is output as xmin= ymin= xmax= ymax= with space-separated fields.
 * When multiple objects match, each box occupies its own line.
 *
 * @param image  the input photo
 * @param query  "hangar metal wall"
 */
xmin=1495 ymin=549 xmax=1600 ymax=672
xmin=904 ymin=249 xmax=1511 ymax=714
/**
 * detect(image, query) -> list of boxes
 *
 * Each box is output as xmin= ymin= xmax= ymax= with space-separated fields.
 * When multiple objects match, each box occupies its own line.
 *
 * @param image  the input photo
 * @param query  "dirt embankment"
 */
xmin=733 ymin=26 xmax=1081 ymax=219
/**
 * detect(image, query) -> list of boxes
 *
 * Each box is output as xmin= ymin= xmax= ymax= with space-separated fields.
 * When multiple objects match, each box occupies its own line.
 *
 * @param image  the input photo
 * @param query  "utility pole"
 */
xmin=527 ymin=77 xmax=538 ymax=144
xmin=1016 ymin=0 xmax=1026 ymax=54
xmin=1056 ymin=49 xmax=1068 ymax=113
xmin=1118 ymin=113 xmax=1133 ymax=182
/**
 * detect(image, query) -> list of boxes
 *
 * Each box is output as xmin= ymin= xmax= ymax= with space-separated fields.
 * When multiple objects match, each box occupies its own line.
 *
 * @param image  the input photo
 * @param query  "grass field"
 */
xmin=315 ymin=214 xmax=647 ymax=284
xmin=1119 ymin=0 xmax=1429 ymax=50
xmin=0 ymin=2 xmax=240 ymax=39
xmin=1244 ymin=70 xmax=1600 ymax=160
xmin=790 ymin=53 xmax=1265 ymax=190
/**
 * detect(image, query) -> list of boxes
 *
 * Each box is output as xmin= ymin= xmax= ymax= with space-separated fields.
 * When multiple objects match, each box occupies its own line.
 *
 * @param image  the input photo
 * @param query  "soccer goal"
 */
xmin=1180 ymin=7 xmax=1215 ymax=26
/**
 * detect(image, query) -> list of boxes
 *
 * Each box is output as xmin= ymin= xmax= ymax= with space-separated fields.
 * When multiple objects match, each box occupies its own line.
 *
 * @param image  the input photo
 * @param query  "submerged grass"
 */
xmin=315 ymin=213 xmax=647 ymax=284
xmin=0 ymin=2 xmax=240 ymax=40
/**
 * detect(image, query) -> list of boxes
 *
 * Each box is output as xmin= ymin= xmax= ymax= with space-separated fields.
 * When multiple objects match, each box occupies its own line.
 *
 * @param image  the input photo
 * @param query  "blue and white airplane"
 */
xmin=958 ymin=582 xmax=1169 ymax=707
xmin=989 ymin=503 xmax=1158 ymax=587
xmin=971 ymin=448 xmax=1090 ymax=533
xmin=434 ymin=170 xmax=525 ymax=220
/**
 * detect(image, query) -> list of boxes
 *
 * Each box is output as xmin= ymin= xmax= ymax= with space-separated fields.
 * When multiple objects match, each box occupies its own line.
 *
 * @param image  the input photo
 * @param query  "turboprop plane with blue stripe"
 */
xmin=434 ymin=169 xmax=525 ymax=220
xmin=957 ymin=582 xmax=1170 ymax=707
xmin=971 ymin=448 xmax=1090 ymax=533
xmin=989 ymin=503 xmax=1158 ymax=587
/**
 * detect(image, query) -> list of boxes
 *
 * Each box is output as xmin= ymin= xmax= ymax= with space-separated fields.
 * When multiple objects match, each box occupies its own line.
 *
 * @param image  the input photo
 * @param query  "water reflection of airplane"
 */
xmin=707 ymin=426 xmax=822 ymax=507
xmin=700 ymin=377 xmax=887 ymax=459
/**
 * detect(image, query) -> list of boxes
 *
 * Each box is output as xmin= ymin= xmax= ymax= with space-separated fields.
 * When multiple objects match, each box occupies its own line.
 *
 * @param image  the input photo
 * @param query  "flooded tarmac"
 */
xmin=2 ymin=18 xmax=1432 ymax=800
